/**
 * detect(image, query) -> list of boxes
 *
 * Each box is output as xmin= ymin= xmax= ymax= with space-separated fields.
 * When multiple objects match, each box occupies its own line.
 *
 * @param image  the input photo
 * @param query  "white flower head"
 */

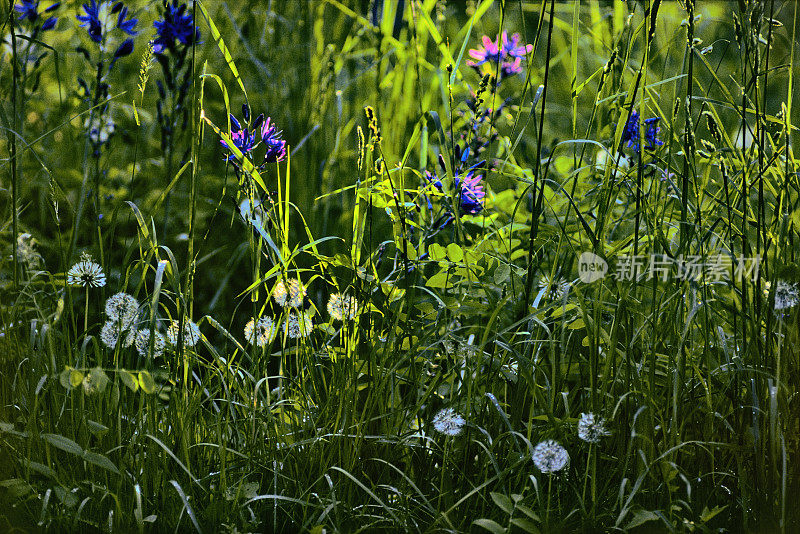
xmin=284 ymin=312 xmax=313 ymax=339
xmin=67 ymin=253 xmax=106 ymax=288
xmin=134 ymin=328 xmax=166 ymax=358
xmin=532 ymin=439 xmax=569 ymax=473
xmin=167 ymin=318 xmax=201 ymax=347
xmin=539 ymin=274 xmax=569 ymax=300
xmin=100 ymin=320 xmax=134 ymax=349
xmin=577 ymin=413 xmax=610 ymax=443
xmin=432 ymin=408 xmax=466 ymax=436
xmin=327 ymin=293 xmax=359 ymax=321
xmin=244 ymin=316 xmax=277 ymax=347
xmin=104 ymin=292 xmax=138 ymax=328
xmin=774 ymin=280 xmax=799 ymax=311
xmin=272 ymin=278 xmax=305 ymax=308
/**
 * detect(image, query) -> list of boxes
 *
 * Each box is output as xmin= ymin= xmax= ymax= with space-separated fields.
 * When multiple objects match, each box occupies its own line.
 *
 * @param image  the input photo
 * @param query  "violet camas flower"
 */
xmin=260 ymin=117 xmax=287 ymax=164
xmin=152 ymin=0 xmax=200 ymax=55
xmin=76 ymin=0 xmax=138 ymax=44
xmin=425 ymin=151 xmax=486 ymax=216
xmin=14 ymin=1 xmax=59 ymax=31
xmin=220 ymin=112 xmax=287 ymax=167
xmin=621 ymin=110 xmax=663 ymax=152
xmin=468 ymin=31 xmax=532 ymax=78
xmin=220 ymin=113 xmax=258 ymax=161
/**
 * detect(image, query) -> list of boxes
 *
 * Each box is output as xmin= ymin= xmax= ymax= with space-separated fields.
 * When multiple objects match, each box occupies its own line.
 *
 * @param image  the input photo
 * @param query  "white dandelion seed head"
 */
xmin=774 ymin=280 xmax=799 ymax=311
xmin=16 ymin=233 xmax=41 ymax=267
xmin=539 ymin=275 xmax=569 ymax=300
xmin=104 ymin=292 xmax=138 ymax=328
xmin=167 ymin=318 xmax=201 ymax=347
xmin=67 ymin=254 xmax=106 ymax=288
xmin=432 ymin=408 xmax=466 ymax=437
xmin=577 ymin=413 xmax=610 ymax=443
xmin=327 ymin=293 xmax=359 ymax=321
xmin=100 ymin=321 xmax=124 ymax=348
xmin=272 ymin=278 xmax=305 ymax=308
xmin=244 ymin=316 xmax=277 ymax=347
xmin=284 ymin=312 xmax=313 ymax=339
xmin=134 ymin=329 xmax=166 ymax=358
xmin=532 ymin=439 xmax=569 ymax=473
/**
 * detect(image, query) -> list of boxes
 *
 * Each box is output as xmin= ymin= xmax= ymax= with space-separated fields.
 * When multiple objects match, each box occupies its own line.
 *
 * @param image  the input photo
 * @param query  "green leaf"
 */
xmin=490 ymin=491 xmax=514 ymax=515
xmin=473 ymin=518 xmax=506 ymax=534
xmin=138 ymin=371 xmax=156 ymax=394
xmin=700 ymin=505 xmax=727 ymax=523
xmin=426 ymin=269 xmax=450 ymax=289
xmin=510 ymin=518 xmax=541 ymax=534
xmin=624 ymin=509 xmax=660 ymax=530
xmin=428 ymin=243 xmax=447 ymax=261
xmin=494 ymin=263 xmax=511 ymax=284
xmin=83 ymin=451 xmax=120 ymax=474
xmin=87 ymin=420 xmax=109 ymax=437
xmin=119 ymin=369 xmax=139 ymax=392
xmin=446 ymin=243 xmax=464 ymax=262
xmin=42 ymin=433 xmax=83 ymax=457
xmin=515 ymin=504 xmax=541 ymax=522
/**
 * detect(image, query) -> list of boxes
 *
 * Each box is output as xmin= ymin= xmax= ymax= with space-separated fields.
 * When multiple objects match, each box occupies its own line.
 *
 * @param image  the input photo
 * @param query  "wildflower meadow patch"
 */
xmin=1 ymin=1 xmax=800 ymax=532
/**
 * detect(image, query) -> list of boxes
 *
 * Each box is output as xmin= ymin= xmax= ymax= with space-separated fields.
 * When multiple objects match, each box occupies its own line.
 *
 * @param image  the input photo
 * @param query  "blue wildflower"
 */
xmin=621 ymin=109 xmax=663 ymax=152
xmin=425 ymin=152 xmax=486 ymax=216
xmin=152 ymin=0 xmax=200 ymax=55
xmin=220 ymin=113 xmax=258 ymax=162
xmin=76 ymin=0 xmax=137 ymax=44
xmin=14 ymin=0 xmax=59 ymax=30
xmin=259 ymin=117 xmax=287 ymax=164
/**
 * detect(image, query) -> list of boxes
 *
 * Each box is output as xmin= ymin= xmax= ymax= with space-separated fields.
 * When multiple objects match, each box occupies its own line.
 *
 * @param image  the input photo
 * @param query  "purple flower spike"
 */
xmin=621 ymin=109 xmax=663 ymax=153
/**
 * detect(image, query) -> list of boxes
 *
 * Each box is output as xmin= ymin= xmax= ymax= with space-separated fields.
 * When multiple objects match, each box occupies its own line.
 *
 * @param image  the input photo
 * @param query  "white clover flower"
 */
xmin=432 ymin=408 xmax=466 ymax=436
xmin=67 ymin=254 xmax=106 ymax=288
xmin=104 ymin=292 xmax=138 ymax=328
xmin=244 ymin=316 xmax=277 ymax=347
xmin=167 ymin=318 xmax=201 ymax=347
xmin=100 ymin=320 xmax=134 ymax=349
xmin=272 ymin=278 xmax=305 ymax=308
xmin=284 ymin=312 xmax=313 ymax=339
xmin=774 ymin=280 xmax=799 ymax=311
xmin=327 ymin=293 xmax=359 ymax=321
xmin=134 ymin=329 xmax=166 ymax=358
xmin=532 ymin=439 xmax=569 ymax=473
xmin=577 ymin=413 xmax=610 ymax=444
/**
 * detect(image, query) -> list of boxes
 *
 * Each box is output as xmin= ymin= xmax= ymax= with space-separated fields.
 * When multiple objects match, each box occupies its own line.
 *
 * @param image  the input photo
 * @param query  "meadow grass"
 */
xmin=1 ymin=0 xmax=799 ymax=532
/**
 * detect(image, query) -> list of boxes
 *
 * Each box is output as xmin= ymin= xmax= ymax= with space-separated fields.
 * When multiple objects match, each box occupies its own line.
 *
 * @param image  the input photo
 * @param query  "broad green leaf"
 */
xmin=83 ymin=450 xmax=120 ymax=474
xmin=490 ymin=492 xmax=514 ymax=515
xmin=138 ymin=371 xmax=156 ymax=394
xmin=446 ymin=243 xmax=464 ymax=262
xmin=120 ymin=369 xmax=139 ymax=392
xmin=42 ymin=433 xmax=83 ymax=457
xmin=473 ymin=518 xmax=506 ymax=534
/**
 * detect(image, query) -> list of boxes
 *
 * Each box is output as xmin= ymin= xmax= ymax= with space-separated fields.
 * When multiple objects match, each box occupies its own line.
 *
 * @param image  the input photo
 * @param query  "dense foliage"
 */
xmin=1 ymin=0 xmax=799 ymax=532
